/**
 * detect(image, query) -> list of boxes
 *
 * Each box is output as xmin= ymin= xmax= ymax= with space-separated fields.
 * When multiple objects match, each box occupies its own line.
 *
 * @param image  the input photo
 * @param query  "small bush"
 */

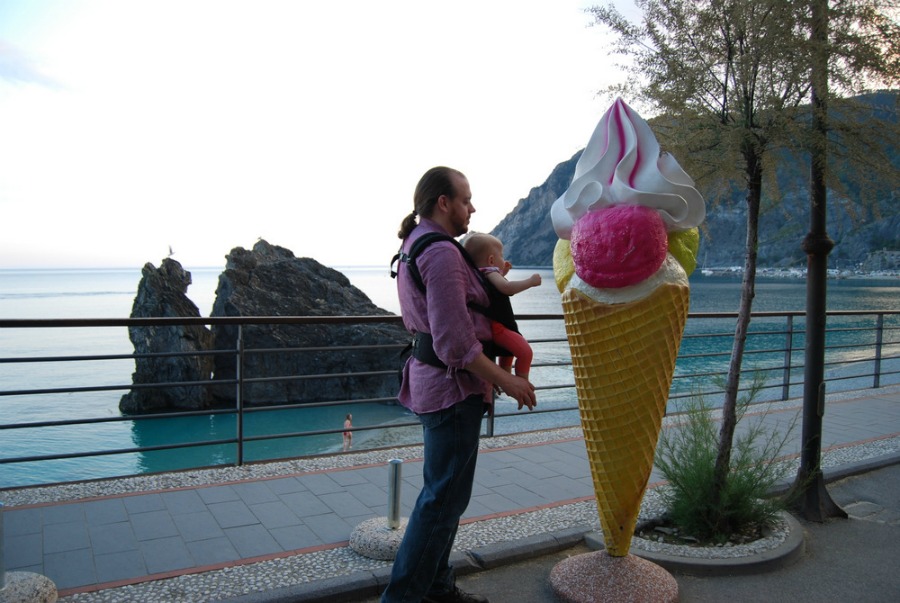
xmin=654 ymin=378 xmax=797 ymax=543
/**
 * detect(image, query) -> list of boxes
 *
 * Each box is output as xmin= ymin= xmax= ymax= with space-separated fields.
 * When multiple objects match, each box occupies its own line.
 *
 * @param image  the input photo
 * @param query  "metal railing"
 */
xmin=1 ymin=311 xmax=898 ymax=488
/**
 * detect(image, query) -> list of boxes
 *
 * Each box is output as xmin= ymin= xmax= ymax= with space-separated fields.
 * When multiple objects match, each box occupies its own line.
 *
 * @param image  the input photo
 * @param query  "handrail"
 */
xmin=7 ymin=309 xmax=890 ymax=329
xmin=0 ymin=315 xmax=405 ymax=328
xmin=1 ymin=310 xmax=898 ymax=488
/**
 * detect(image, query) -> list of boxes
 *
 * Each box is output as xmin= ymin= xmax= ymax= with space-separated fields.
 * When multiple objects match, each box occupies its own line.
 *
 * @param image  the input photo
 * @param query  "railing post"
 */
xmin=782 ymin=315 xmax=794 ymax=401
xmin=236 ymin=325 xmax=245 ymax=466
xmin=387 ymin=459 xmax=403 ymax=529
xmin=1 ymin=501 xmax=5 ymax=588
xmin=873 ymin=313 xmax=884 ymax=388
xmin=484 ymin=389 xmax=496 ymax=437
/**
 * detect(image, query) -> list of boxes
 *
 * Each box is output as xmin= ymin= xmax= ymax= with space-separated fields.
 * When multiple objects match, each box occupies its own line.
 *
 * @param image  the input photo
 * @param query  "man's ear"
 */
xmin=435 ymin=194 xmax=450 ymax=214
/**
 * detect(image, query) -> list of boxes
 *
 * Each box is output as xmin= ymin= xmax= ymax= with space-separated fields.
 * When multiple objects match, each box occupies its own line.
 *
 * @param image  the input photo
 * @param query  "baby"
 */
xmin=463 ymin=233 xmax=542 ymax=380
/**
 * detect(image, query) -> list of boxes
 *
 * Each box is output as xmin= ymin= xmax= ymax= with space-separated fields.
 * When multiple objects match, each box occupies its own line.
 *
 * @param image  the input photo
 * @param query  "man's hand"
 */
xmin=466 ymin=354 xmax=537 ymax=411
xmin=498 ymin=373 xmax=537 ymax=411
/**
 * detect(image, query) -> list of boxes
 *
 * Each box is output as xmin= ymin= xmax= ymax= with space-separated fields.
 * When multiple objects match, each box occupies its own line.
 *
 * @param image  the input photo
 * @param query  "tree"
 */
xmin=589 ymin=0 xmax=899 ymax=518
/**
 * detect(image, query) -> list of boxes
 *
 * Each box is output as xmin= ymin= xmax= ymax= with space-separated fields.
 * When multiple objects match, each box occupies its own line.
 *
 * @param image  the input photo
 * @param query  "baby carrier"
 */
xmin=391 ymin=232 xmax=518 ymax=368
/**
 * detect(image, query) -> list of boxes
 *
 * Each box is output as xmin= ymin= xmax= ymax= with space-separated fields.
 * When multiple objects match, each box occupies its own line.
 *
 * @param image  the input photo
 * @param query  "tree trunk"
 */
xmin=713 ymin=145 xmax=763 ymax=501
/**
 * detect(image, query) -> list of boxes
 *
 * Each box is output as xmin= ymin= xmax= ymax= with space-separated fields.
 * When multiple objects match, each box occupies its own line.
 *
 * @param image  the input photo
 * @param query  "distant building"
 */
xmin=862 ymin=249 xmax=900 ymax=271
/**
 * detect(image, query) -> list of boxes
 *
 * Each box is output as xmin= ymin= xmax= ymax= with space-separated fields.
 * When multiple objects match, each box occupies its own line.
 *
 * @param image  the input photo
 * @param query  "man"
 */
xmin=382 ymin=167 xmax=537 ymax=603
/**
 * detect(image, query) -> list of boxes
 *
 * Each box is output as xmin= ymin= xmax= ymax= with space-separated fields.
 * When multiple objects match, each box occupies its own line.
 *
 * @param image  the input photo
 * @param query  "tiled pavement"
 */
xmin=3 ymin=388 xmax=899 ymax=596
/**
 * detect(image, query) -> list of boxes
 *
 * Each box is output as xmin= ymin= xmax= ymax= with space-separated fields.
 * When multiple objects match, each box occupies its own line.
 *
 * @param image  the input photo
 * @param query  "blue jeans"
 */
xmin=381 ymin=394 xmax=487 ymax=603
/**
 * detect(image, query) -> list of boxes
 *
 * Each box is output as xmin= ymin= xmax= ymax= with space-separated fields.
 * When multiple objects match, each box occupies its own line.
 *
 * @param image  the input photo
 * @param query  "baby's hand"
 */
xmin=529 ymin=274 xmax=542 ymax=287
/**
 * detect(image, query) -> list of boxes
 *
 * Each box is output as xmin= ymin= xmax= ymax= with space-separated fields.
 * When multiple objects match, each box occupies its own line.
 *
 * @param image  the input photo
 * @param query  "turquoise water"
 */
xmin=1 ymin=267 xmax=898 ymax=487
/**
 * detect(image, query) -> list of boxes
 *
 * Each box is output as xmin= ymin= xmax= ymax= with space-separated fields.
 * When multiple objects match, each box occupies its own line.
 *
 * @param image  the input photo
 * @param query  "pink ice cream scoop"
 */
xmin=570 ymin=204 xmax=667 ymax=289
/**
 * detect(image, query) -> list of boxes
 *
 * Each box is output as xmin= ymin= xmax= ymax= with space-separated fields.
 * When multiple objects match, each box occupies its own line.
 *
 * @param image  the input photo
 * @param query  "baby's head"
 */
xmin=463 ymin=233 xmax=505 ymax=269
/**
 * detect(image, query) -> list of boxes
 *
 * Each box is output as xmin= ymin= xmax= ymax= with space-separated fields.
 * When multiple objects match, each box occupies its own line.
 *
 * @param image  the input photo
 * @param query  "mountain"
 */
xmin=489 ymin=150 xmax=581 ymax=267
xmin=491 ymin=93 xmax=899 ymax=270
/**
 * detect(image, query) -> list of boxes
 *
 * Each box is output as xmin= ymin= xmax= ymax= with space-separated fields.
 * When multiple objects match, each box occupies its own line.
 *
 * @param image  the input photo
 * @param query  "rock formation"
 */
xmin=209 ymin=240 xmax=408 ymax=406
xmin=120 ymin=259 xmax=214 ymax=414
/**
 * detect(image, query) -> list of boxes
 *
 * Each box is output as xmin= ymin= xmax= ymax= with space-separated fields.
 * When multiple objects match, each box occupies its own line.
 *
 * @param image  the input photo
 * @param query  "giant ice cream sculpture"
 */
xmin=552 ymin=98 xmax=705 ymax=558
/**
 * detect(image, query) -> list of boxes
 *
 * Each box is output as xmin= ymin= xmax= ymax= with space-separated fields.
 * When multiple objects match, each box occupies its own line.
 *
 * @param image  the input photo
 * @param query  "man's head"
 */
xmin=399 ymin=166 xmax=475 ymax=239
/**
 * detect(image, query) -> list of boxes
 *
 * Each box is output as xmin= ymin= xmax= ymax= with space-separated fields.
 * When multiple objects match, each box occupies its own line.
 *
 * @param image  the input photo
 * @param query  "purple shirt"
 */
xmin=396 ymin=219 xmax=493 ymax=414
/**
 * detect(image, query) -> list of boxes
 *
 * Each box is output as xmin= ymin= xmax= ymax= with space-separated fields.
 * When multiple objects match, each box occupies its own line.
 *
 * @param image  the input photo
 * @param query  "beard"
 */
xmin=448 ymin=214 xmax=469 ymax=237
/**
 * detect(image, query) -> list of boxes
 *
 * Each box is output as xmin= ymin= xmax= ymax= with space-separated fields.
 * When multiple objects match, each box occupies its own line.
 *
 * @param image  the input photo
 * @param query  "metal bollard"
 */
xmin=387 ymin=459 xmax=402 ymax=529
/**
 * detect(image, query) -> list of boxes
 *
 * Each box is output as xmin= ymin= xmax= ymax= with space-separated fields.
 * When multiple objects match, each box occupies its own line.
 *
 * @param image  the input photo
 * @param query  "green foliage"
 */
xmin=654 ymin=377 xmax=797 ymax=542
xmin=589 ymin=0 xmax=900 ymax=209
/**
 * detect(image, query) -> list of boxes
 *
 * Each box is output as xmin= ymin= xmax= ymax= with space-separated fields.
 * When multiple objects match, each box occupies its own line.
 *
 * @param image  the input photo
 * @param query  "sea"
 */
xmin=1 ymin=267 xmax=898 ymax=488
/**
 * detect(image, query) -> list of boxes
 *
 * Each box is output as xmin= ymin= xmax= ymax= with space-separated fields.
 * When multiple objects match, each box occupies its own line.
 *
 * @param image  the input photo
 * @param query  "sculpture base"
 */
xmin=549 ymin=551 xmax=677 ymax=603
xmin=348 ymin=517 xmax=408 ymax=560
xmin=0 ymin=571 xmax=58 ymax=603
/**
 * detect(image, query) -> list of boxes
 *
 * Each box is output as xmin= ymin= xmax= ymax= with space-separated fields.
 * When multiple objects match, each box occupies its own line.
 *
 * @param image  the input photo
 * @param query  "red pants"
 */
xmin=492 ymin=321 xmax=533 ymax=378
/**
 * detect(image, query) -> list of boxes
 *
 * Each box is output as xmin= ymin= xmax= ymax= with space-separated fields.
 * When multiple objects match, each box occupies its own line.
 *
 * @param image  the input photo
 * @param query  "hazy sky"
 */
xmin=0 ymin=0 xmax=638 ymax=270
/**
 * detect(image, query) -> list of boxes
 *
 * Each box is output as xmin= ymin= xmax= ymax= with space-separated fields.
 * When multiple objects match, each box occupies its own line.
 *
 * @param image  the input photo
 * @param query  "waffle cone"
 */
xmin=562 ymin=283 xmax=689 ymax=556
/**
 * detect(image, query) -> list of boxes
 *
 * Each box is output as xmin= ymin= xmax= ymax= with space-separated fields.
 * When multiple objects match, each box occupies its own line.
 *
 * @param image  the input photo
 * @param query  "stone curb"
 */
xmin=218 ymin=452 xmax=900 ymax=603
xmin=469 ymin=525 xmax=591 ymax=570
xmin=822 ymin=450 xmax=900 ymax=483
xmin=767 ymin=449 xmax=900 ymax=498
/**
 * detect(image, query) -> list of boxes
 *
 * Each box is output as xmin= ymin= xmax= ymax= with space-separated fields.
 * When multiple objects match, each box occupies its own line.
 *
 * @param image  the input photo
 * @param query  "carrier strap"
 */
xmin=390 ymin=233 xmax=519 ymax=333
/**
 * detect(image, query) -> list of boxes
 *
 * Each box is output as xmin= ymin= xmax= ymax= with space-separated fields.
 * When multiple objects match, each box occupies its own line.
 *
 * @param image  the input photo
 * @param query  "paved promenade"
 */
xmin=2 ymin=386 xmax=899 ymax=602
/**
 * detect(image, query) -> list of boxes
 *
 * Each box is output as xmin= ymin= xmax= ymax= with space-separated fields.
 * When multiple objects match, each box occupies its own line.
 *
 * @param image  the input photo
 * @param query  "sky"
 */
xmin=0 ymin=0 xmax=639 ymax=270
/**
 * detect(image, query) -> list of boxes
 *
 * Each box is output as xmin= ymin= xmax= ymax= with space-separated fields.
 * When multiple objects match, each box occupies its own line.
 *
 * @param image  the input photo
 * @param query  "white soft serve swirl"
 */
xmin=551 ymin=98 xmax=705 ymax=240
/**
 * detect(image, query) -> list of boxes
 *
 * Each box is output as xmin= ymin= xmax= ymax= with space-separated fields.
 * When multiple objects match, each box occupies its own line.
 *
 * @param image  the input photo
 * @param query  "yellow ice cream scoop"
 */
xmin=553 ymin=239 xmax=575 ymax=292
xmin=668 ymin=227 xmax=700 ymax=276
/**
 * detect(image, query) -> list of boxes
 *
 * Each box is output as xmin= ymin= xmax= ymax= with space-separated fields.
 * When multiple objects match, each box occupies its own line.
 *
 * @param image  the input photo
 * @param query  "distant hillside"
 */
xmin=491 ymin=92 xmax=899 ymax=270
xmin=488 ymin=150 xmax=581 ymax=267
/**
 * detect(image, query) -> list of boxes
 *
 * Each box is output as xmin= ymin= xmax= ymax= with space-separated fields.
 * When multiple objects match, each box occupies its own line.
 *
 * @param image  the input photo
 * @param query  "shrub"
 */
xmin=653 ymin=377 xmax=797 ymax=543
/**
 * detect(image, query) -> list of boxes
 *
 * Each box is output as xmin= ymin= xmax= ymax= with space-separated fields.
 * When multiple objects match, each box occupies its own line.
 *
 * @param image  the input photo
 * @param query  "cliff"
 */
xmin=491 ymin=94 xmax=899 ymax=270
xmin=492 ymin=156 xmax=899 ymax=270
xmin=489 ymin=151 xmax=581 ymax=266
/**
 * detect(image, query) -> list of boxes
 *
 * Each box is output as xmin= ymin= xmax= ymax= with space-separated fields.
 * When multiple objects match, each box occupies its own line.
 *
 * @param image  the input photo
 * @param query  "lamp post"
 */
xmin=791 ymin=0 xmax=846 ymax=522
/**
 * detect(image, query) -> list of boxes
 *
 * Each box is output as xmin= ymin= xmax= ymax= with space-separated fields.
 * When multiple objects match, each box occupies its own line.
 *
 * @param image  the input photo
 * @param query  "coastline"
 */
xmin=3 ymin=265 xmax=898 ymax=276
xmin=473 ymin=265 xmax=900 ymax=280
xmin=698 ymin=266 xmax=899 ymax=279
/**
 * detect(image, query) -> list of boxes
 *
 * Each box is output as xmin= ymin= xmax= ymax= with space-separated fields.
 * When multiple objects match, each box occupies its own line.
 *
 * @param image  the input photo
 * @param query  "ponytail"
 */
xmin=397 ymin=210 xmax=418 ymax=239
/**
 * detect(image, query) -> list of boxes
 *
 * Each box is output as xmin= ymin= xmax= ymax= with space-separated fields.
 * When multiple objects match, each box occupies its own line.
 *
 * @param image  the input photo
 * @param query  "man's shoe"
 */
xmin=422 ymin=585 xmax=489 ymax=603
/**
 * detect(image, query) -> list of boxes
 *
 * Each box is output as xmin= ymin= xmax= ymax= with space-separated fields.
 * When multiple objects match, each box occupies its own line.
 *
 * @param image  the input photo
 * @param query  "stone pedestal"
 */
xmin=349 ymin=517 xmax=408 ymax=560
xmin=0 ymin=572 xmax=58 ymax=603
xmin=549 ymin=551 xmax=677 ymax=603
